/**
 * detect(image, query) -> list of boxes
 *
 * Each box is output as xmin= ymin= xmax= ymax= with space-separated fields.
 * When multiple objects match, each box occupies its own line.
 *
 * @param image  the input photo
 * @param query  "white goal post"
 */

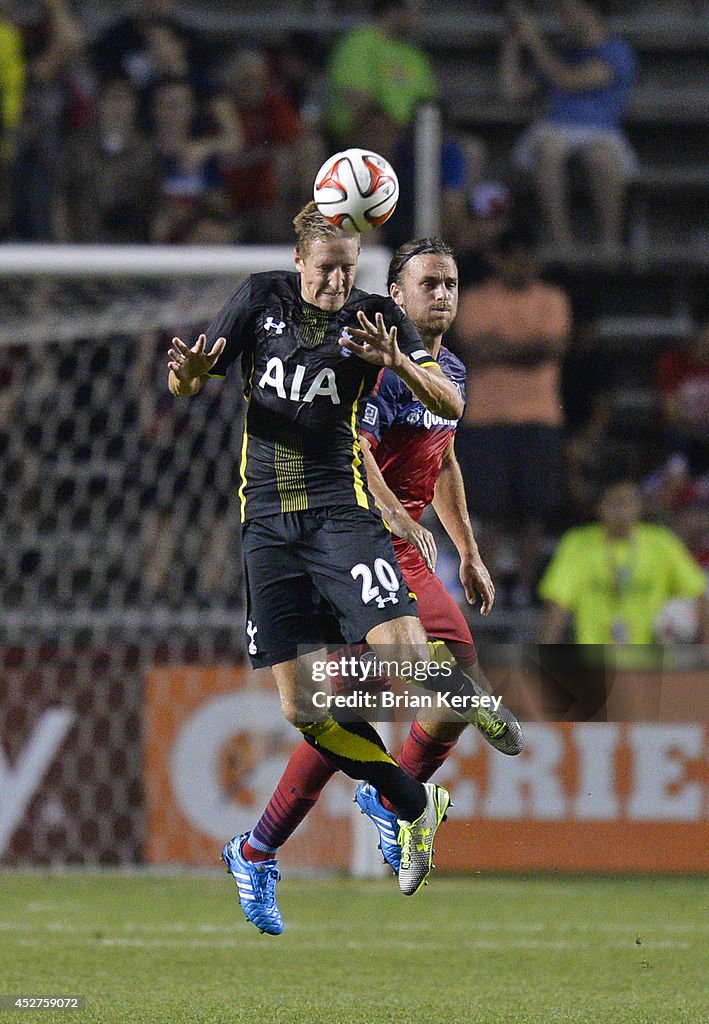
xmin=0 ymin=243 xmax=391 ymax=284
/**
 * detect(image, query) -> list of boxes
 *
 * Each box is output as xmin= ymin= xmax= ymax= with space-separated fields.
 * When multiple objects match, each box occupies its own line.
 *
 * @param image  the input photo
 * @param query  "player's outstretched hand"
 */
xmin=461 ymin=554 xmax=495 ymax=615
xmin=168 ymin=334 xmax=226 ymax=382
xmin=340 ymin=311 xmax=401 ymax=367
xmin=389 ymin=513 xmax=437 ymax=574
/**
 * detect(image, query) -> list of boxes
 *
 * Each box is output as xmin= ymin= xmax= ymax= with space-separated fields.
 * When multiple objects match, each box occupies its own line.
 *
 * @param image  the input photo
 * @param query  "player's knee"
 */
xmin=368 ymin=614 xmax=426 ymax=650
xmin=375 ymin=639 xmax=431 ymax=671
xmin=279 ymin=694 xmax=302 ymax=727
xmin=280 ymin=691 xmax=325 ymax=730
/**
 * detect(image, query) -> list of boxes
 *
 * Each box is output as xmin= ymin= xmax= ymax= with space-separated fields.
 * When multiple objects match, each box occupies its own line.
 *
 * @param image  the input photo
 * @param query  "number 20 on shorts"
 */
xmin=351 ymin=559 xmax=400 ymax=608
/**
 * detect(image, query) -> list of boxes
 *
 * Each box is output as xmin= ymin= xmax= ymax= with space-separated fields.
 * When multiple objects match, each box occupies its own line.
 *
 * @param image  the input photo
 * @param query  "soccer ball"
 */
xmin=313 ymin=148 xmax=399 ymax=233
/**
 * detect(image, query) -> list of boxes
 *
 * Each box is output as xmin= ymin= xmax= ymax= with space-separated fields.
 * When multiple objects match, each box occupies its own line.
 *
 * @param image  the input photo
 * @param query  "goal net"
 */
xmin=0 ymin=244 xmax=392 ymax=872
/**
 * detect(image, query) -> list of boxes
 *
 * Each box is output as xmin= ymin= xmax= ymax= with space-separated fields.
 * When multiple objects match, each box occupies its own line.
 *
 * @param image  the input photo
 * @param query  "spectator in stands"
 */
xmin=149 ymin=77 xmax=239 ymax=244
xmin=269 ymin=34 xmax=328 ymax=209
xmin=132 ymin=202 xmax=239 ymax=604
xmin=500 ymin=0 xmax=637 ymax=256
xmin=539 ymin=480 xmax=708 ymax=643
xmin=271 ymin=31 xmax=327 ymax=131
xmin=91 ymin=0 xmax=209 ymax=122
xmin=214 ymin=48 xmax=304 ymax=243
xmin=643 ymin=453 xmax=708 ymax=529
xmin=54 ymin=75 xmax=160 ymax=243
xmin=326 ymin=0 xmax=438 ymax=162
xmin=8 ymin=0 xmax=85 ymax=240
xmin=394 ymin=123 xmax=515 ymax=258
xmin=177 ymin=202 xmax=235 ymax=247
xmin=451 ymin=135 xmax=515 ymax=259
xmin=453 ymin=227 xmax=571 ymax=607
xmin=560 ymin=294 xmax=615 ymax=521
xmin=0 ymin=2 xmax=25 ymax=234
xmin=655 ymin=311 xmax=709 ymax=474
xmin=443 ymin=133 xmax=516 ymax=288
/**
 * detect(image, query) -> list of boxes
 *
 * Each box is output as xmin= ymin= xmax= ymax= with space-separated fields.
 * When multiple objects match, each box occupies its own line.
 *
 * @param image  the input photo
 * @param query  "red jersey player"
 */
xmin=230 ymin=239 xmax=523 ymax=927
xmin=359 ymin=311 xmax=484 ymax=673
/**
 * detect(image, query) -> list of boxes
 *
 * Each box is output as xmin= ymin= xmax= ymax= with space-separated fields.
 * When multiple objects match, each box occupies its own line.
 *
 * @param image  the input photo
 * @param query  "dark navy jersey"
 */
xmin=359 ymin=346 xmax=466 ymax=522
xmin=205 ymin=270 xmax=437 ymax=519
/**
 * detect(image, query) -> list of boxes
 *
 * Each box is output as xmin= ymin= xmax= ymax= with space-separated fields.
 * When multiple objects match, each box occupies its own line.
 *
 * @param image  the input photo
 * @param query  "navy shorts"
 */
xmin=241 ymin=506 xmax=417 ymax=669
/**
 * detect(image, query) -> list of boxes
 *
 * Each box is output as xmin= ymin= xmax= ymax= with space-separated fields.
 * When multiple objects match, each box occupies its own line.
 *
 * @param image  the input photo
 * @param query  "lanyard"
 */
xmin=605 ymin=533 xmax=639 ymax=602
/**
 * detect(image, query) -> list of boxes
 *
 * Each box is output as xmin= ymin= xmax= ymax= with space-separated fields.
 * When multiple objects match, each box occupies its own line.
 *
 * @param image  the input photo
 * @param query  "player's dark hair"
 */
xmin=387 ymin=237 xmax=456 ymax=290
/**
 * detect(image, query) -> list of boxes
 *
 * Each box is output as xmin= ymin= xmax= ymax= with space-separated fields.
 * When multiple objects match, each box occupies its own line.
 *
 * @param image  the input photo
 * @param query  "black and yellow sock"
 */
xmin=300 ymin=717 xmax=425 ymax=821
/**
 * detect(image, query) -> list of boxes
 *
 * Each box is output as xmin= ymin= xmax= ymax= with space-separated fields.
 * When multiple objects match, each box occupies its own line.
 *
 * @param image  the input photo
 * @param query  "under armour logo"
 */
xmin=415 ymin=828 xmax=431 ymax=852
xmin=339 ymin=327 xmax=352 ymax=357
xmin=264 ymin=317 xmax=285 ymax=334
xmin=246 ymin=620 xmax=258 ymax=655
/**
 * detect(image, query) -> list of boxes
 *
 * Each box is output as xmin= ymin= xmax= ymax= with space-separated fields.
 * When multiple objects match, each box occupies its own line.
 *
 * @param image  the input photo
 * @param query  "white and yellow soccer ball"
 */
xmin=313 ymin=148 xmax=399 ymax=233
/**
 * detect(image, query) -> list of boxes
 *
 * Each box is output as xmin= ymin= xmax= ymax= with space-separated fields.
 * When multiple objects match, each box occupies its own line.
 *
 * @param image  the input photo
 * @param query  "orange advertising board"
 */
xmin=144 ymin=664 xmax=360 ymax=871
xmin=144 ymin=664 xmax=709 ymax=873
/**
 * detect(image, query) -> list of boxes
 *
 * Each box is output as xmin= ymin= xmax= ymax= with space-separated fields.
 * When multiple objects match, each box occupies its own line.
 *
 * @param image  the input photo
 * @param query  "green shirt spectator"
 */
xmin=0 ymin=16 xmax=25 ymax=161
xmin=326 ymin=1 xmax=438 ymax=157
xmin=539 ymin=482 xmax=708 ymax=645
xmin=327 ymin=24 xmax=437 ymax=142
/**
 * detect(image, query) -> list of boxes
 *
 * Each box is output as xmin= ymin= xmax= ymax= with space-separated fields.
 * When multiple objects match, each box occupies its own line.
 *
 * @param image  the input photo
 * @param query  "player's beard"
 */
xmin=426 ymin=309 xmax=453 ymax=333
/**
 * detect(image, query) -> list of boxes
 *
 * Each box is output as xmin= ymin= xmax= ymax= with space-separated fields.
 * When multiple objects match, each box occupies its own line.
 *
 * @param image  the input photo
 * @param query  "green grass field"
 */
xmin=1 ymin=872 xmax=707 ymax=1024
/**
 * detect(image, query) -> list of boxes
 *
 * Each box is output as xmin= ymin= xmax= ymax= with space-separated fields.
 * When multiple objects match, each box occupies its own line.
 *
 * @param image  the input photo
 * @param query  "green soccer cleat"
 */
xmin=467 ymin=675 xmax=525 ymax=756
xmin=397 ymin=782 xmax=450 ymax=896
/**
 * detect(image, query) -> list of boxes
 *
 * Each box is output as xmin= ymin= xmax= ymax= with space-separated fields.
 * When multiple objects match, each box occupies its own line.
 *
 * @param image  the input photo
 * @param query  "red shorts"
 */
xmin=330 ymin=541 xmax=478 ymax=693
xmin=394 ymin=538 xmax=477 ymax=661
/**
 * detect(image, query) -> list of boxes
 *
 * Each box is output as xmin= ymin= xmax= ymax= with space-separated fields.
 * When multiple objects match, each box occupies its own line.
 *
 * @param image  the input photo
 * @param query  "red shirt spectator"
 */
xmin=214 ymin=50 xmax=302 ymax=237
xmin=656 ymin=323 xmax=709 ymax=446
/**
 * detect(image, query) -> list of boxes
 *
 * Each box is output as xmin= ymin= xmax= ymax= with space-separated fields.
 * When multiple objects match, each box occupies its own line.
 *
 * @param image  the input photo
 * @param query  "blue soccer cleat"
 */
xmin=222 ymin=832 xmax=284 ymax=935
xmin=354 ymin=782 xmax=402 ymax=872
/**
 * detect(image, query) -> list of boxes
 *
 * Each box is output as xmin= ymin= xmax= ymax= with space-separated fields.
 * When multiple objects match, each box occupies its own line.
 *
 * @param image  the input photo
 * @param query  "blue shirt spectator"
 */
xmin=546 ymin=37 xmax=637 ymax=129
xmin=500 ymin=1 xmax=638 ymax=255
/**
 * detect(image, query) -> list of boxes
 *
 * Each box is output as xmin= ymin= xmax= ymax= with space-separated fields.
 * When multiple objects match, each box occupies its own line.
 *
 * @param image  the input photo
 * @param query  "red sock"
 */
xmin=242 ymin=741 xmax=337 ymax=860
xmin=449 ymin=640 xmax=478 ymax=674
xmin=380 ymin=721 xmax=460 ymax=813
xmin=241 ymin=839 xmax=276 ymax=863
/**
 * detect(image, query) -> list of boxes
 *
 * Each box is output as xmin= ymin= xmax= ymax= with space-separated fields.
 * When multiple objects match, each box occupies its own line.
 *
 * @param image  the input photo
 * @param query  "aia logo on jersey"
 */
xmin=258 ymin=356 xmax=341 ymax=405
